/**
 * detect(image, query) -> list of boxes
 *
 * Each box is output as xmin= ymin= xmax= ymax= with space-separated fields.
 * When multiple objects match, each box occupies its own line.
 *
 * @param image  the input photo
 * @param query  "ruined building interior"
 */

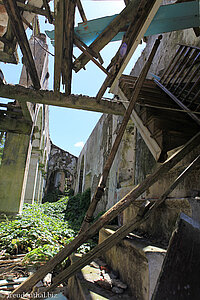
xmin=0 ymin=0 xmax=200 ymax=299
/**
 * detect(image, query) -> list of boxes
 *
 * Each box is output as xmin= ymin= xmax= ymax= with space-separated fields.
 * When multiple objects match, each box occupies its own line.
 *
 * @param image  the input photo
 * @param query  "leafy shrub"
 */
xmin=0 ymin=189 xmax=95 ymax=264
xmin=64 ymin=188 xmax=91 ymax=231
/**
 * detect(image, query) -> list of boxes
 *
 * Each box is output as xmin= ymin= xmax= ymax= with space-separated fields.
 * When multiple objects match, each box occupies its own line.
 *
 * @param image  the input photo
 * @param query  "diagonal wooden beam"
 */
xmin=73 ymin=0 xmax=143 ymax=73
xmin=110 ymin=0 xmax=162 ymax=93
xmin=0 ymin=84 xmax=125 ymax=115
xmin=3 ymin=0 xmax=41 ymax=90
xmin=76 ymin=0 xmax=87 ymax=23
xmin=74 ymin=37 xmax=109 ymax=76
xmin=43 ymin=0 xmax=53 ymax=23
xmin=0 ymin=0 xmax=51 ymax=17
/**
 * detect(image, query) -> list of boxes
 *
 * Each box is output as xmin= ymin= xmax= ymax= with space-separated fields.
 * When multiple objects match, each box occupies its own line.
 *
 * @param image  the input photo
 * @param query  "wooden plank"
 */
xmin=96 ymin=74 xmax=113 ymax=101
xmin=0 ymin=84 xmax=125 ymax=115
xmin=110 ymin=0 xmax=162 ymax=93
xmin=44 ymin=1 xmax=200 ymax=47
xmin=118 ymin=88 xmax=162 ymax=161
xmin=74 ymin=35 xmax=103 ymax=63
xmin=54 ymin=0 xmax=64 ymax=92
xmin=10 ymin=129 xmax=200 ymax=296
xmin=62 ymin=0 xmax=75 ymax=95
xmin=80 ymin=36 xmax=162 ymax=233
xmin=73 ymin=0 xmax=144 ymax=73
xmin=3 ymin=0 xmax=40 ymax=90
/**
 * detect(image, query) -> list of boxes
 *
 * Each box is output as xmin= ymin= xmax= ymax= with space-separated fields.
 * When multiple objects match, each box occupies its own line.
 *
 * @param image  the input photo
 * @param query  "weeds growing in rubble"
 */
xmin=0 ymin=189 xmax=97 ymax=264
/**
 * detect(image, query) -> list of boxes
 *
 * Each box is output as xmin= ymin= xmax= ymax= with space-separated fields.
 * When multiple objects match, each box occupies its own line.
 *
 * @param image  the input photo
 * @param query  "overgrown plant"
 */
xmin=0 ymin=189 xmax=95 ymax=264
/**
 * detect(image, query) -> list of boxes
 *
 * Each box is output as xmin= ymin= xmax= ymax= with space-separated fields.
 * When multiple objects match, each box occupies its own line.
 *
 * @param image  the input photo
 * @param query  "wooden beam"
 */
xmin=74 ymin=35 xmax=103 ymax=64
xmin=43 ymin=0 xmax=53 ymax=23
xmin=76 ymin=0 xmax=87 ymax=23
xmin=80 ymin=36 xmax=162 ymax=233
xmin=62 ymin=0 xmax=76 ymax=95
xmin=2 ymin=19 xmax=18 ymax=64
xmin=11 ymin=134 xmax=200 ymax=296
xmin=96 ymin=75 xmax=113 ymax=101
xmin=21 ymin=15 xmax=33 ymax=30
xmin=155 ymin=79 xmax=200 ymax=126
xmin=0 ymin=51 xmax=17 ymax=64
xmin=0 ymin=116 xmax=32 ymax=135
xmin=0 ymin=1 xmax=51 ymax=18
xmin=110 ymin=0 xmax=162 ymax=93
xmin=0 ymin=84 xmax=125 ymax=115
xmin=96 ymin=4 xmax=163 ymax=100
xmin=74 ymin=37 xmax=109 ymax=76
xmin=118 ymin=88 xmax=162 ymax=161
xmin=73 ymin=0 xmax=145 ymax=73
xmin=54 ymin=0 xmax=64 ymax=92
xmin=3 ymin=0 xmax=40 ymax=90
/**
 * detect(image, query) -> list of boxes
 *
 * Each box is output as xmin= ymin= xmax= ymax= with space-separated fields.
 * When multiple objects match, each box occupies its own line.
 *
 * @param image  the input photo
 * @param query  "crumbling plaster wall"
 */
xmin=75 ymin=114 xmax=136 ymax=215
xmin=46 ymin=143 xmax=77 ymax=193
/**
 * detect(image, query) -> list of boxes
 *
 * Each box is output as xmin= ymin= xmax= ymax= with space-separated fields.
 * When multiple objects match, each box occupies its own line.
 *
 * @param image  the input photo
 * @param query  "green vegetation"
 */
xmin=0 ymin=189 xmax=96 ymax=264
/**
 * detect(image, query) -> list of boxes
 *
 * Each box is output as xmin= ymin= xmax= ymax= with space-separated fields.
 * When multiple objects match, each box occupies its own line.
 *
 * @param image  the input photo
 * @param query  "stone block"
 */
xmin=123 ymin=198 xmax=192 ymax=242
xmin=99 ymin=227 xmax=166 ymax=300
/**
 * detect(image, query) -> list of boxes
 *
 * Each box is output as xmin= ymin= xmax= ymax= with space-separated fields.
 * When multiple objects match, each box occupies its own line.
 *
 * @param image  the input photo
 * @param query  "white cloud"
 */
xmin=74 ymin=141 xmax=84 ymax=148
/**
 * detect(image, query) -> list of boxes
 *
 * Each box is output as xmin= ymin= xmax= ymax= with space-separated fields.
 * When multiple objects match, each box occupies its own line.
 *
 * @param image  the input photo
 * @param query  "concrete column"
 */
xmin=24 ymin=150 xmax=40 ymax=204
xmin=0 ymin=133 xmax=29 ymax=216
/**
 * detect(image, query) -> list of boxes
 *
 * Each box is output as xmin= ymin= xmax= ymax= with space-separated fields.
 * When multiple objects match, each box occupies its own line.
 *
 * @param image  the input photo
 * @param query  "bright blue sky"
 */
xmin=0 ymin=1 xmax=145 ymax=157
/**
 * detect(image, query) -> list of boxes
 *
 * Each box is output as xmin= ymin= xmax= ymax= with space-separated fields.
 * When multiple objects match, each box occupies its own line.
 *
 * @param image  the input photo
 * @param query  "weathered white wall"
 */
xmin=75 ymin=114 xmax=136 ymax=215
